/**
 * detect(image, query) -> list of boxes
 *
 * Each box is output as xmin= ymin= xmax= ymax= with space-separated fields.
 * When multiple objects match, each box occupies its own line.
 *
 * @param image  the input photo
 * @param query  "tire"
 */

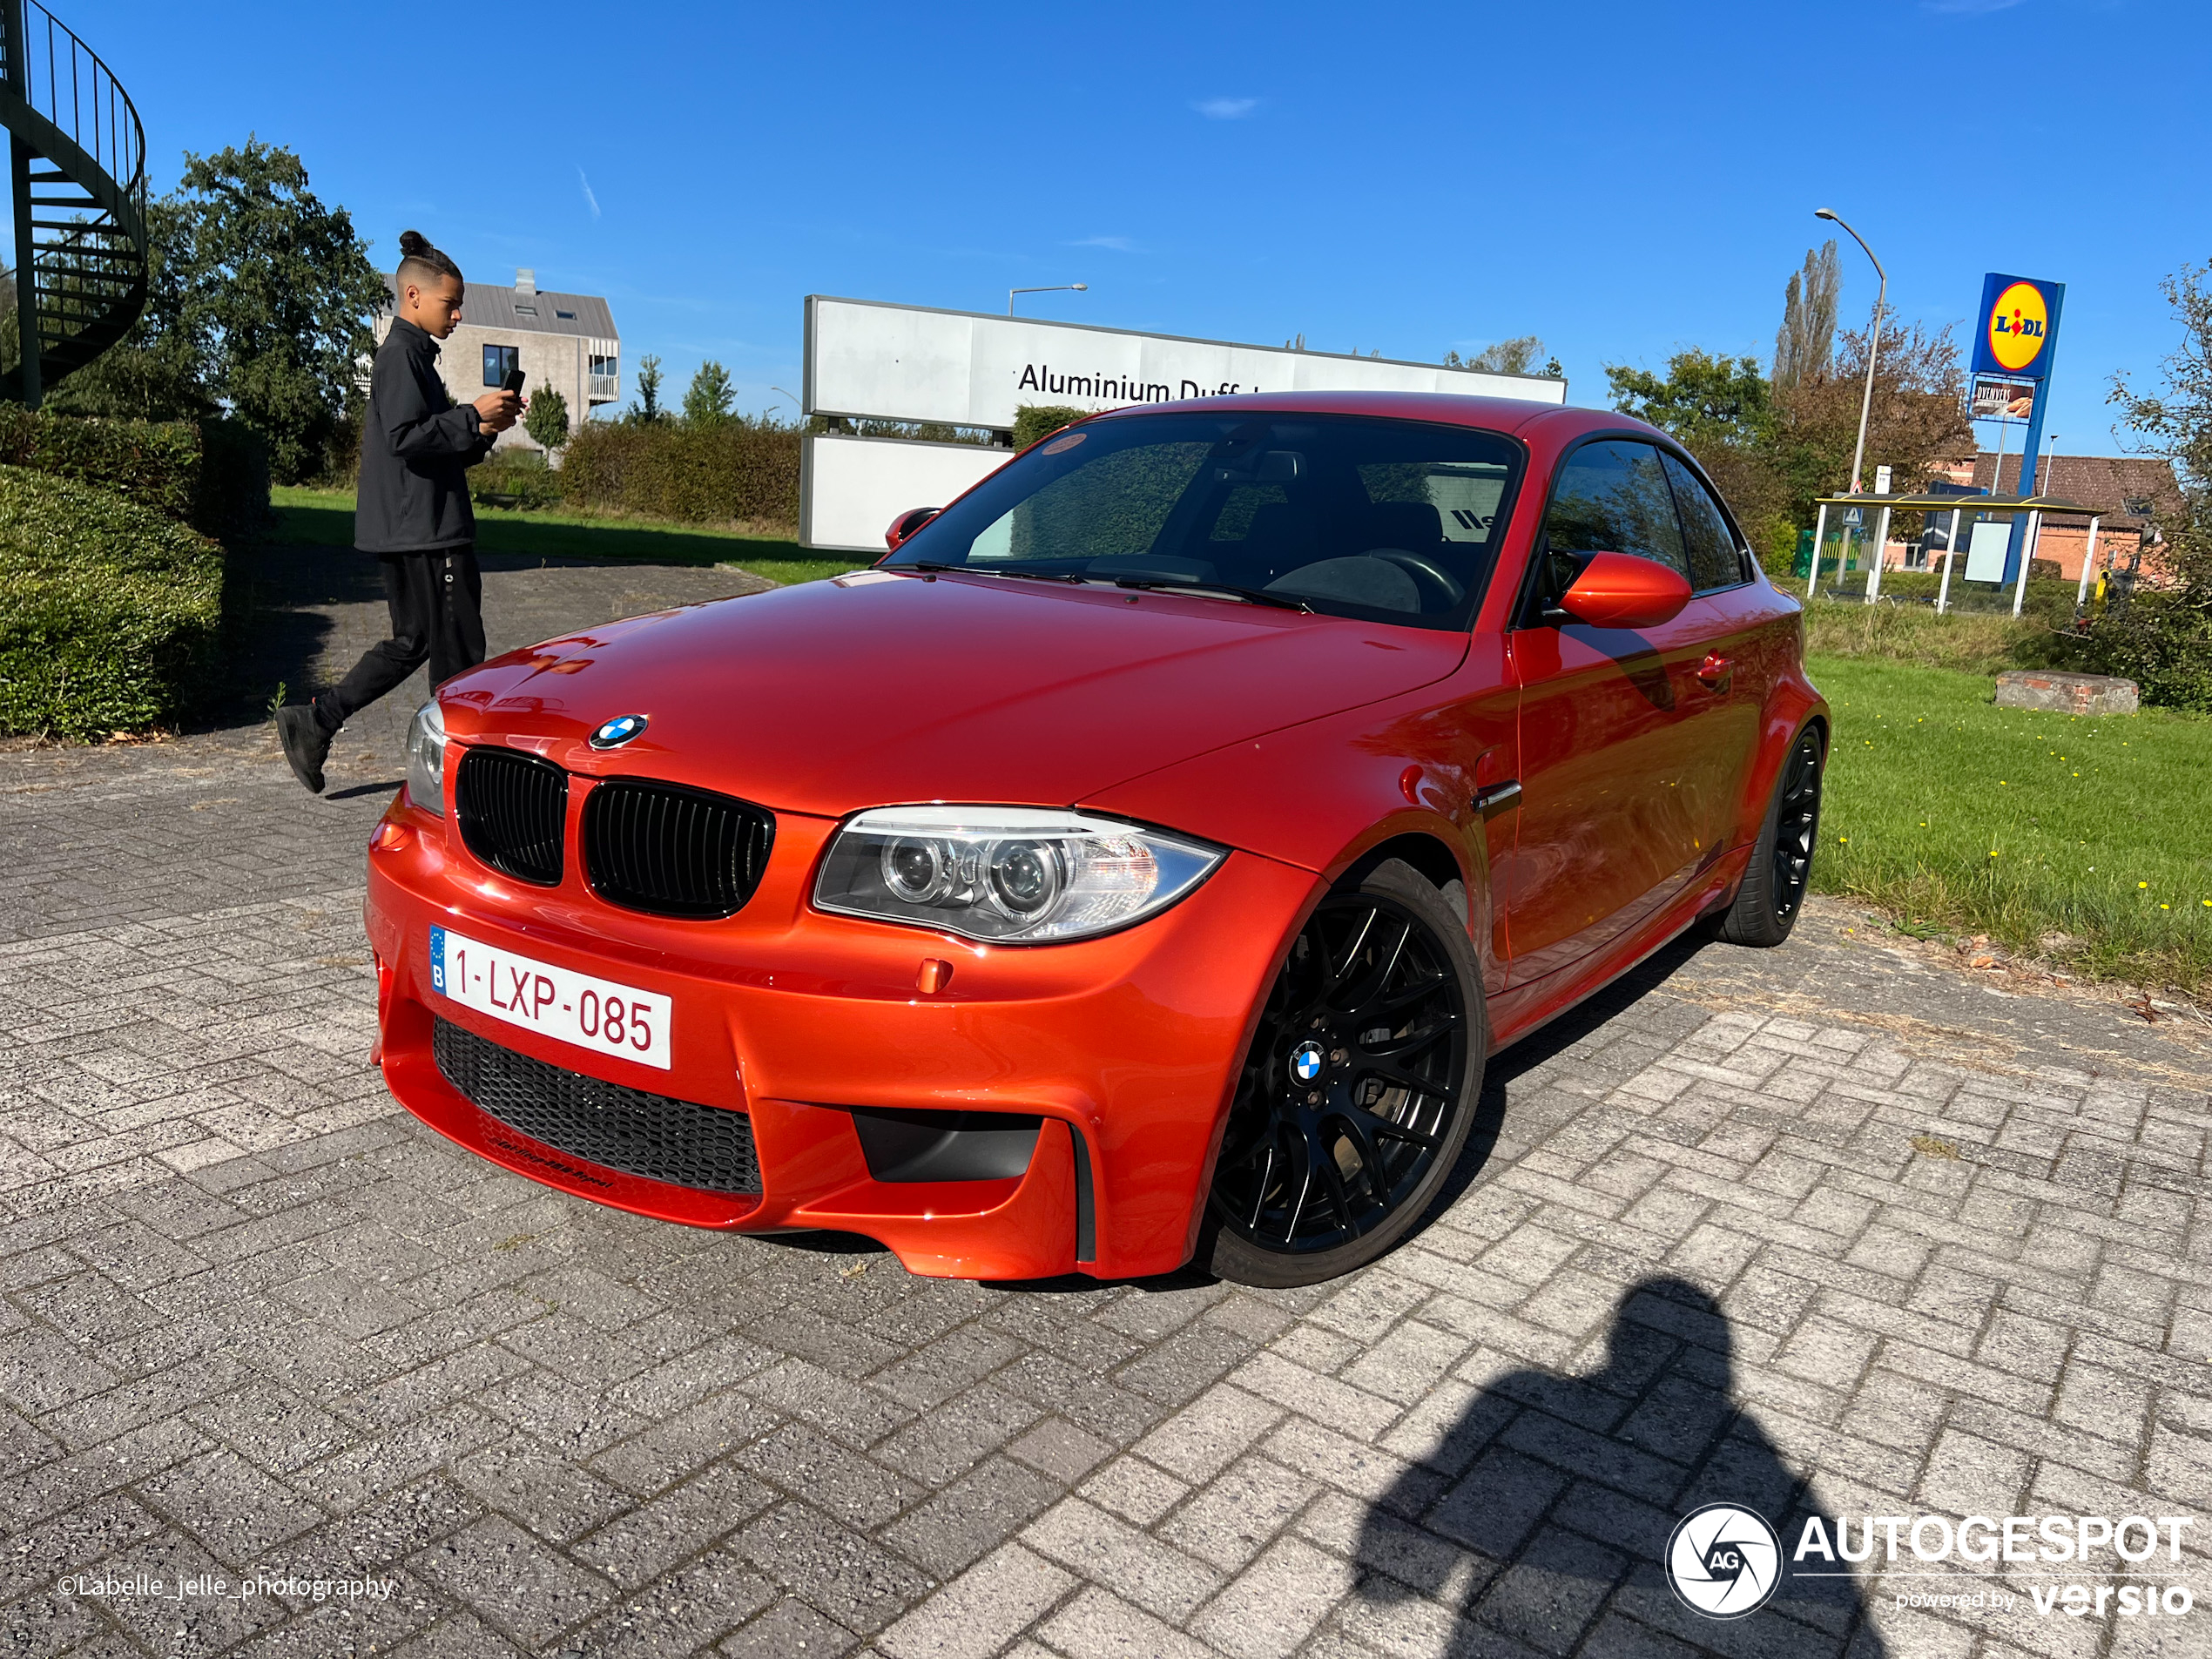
xmin=1204 ymin=859 xmax=1488 ymax=1288
xmin=1716 ymin=725 xmax=1824 ymax=948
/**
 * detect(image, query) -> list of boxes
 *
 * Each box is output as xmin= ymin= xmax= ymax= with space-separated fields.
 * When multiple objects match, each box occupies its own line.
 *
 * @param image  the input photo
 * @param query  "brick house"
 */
xmin=1914 ymin=450 xmax=2186 ymax=584
xmin=373 ymin=268 xmax=620 ymax=457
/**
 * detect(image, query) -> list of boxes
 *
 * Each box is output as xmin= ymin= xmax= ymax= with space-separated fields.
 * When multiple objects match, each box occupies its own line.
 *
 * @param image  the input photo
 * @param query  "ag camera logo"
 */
xmin=1667 ymin=1504 xmax=1782 ymax=1619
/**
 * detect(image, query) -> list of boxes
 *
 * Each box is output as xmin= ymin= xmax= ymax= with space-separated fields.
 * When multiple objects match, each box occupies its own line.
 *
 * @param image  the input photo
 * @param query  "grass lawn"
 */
xmin=270 ymin=487 xmax=853 ymax=586
xmin=1809 ymin=651 xmax=2212 ymax=992
xmin=1799 ymin=582 xmax=2084 ymax=678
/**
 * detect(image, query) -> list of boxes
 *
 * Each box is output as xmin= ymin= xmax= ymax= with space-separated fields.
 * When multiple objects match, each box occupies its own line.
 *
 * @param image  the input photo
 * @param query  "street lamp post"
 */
xmin=1008 ymin=283 xmax=1088 ymax=316
xmin=1815 ymin=209 xmax=1886 ymax=499
xmin=769 ymin=386 xmax=804 ymax=425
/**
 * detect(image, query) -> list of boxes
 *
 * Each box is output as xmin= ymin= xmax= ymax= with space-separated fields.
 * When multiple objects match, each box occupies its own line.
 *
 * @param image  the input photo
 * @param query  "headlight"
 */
xmin=814 ymin=806 xmax=1224 ymax=943
xmin=404 ymin=699 xmax=447 ymax=815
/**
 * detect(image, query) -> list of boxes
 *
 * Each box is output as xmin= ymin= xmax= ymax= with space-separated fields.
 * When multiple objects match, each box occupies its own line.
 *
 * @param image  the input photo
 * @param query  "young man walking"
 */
xmin=279 ymin=230 xmax=521 ymax=793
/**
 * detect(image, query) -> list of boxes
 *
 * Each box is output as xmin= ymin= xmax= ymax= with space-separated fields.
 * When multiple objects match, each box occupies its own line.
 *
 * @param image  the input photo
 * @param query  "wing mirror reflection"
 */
xmin=885 ymin=506 xmax=942 ymax=550
xmin=1556 ymin=550 xmax=1692 ymax=631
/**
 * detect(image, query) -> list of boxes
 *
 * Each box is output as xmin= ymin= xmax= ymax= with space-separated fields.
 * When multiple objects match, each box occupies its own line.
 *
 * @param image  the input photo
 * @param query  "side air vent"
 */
xmin=583 ymin=779 xmax=774 ymax=919
xmin=455 ymin=747 xmax=569 ymax=886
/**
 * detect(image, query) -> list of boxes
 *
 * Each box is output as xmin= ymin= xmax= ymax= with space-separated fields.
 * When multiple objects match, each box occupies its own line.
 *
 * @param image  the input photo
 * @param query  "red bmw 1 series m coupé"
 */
xmin=363 ymin=393 xmax=1827 ymax=1287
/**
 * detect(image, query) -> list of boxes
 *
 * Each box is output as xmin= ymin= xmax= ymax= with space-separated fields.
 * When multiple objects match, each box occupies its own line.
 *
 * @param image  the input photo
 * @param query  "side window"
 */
xmin=1662 ymin=452 xmax=1745 ymax=592
xmin=1541 ymin=441 xmax=1688 ymax=585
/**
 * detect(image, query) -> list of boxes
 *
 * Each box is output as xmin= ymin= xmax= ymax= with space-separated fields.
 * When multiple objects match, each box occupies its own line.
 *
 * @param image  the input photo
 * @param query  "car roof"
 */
xmin=1083 ymin=389 xmax=1667 ymax=446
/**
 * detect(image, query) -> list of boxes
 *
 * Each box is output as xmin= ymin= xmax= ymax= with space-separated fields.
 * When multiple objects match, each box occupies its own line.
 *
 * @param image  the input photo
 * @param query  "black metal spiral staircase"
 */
xmin=0 ymin=0 xmax=145 ymax=408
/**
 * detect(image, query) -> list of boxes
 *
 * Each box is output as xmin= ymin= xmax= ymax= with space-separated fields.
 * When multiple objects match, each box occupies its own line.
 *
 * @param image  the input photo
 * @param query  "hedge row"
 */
xmin=559 ymin=418 xmax=801 ymax=525
xmin=0 ymin=405 xmax=270 ymax=537
xmin=0 ymin=465 xmax=226 ymax=738
xmin=1012 ymin=404 xmax=1089 ymax=448
xmin=469 ymin=452 xmax=566 ymax=511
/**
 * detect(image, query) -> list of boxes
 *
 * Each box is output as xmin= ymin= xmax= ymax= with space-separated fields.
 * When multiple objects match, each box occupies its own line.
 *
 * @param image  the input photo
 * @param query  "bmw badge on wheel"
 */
xmin=1665 ymin=1503 xmax=1781 ymax=1619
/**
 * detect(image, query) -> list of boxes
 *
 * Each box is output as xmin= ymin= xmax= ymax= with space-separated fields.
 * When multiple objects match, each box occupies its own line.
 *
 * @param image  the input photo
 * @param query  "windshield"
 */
xmin=885 ymin=412 xmax=1526 ymax=630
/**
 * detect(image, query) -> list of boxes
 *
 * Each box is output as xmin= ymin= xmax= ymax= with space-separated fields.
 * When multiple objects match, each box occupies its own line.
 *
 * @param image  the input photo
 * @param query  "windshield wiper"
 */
xmin=1111 ymin=577 xmax=1314 ymax=612
xmin=897 ymin=561 xmax=1084 ymax=583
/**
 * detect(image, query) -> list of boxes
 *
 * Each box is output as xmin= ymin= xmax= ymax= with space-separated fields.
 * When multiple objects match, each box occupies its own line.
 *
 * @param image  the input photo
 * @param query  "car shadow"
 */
xmin=1350 ymin=1275 xmax=1882 ymax=1656
xmin=983 ymin=930 xmax=1725 ymax=1296
xmin=1417 ymin=927 xmax=1710 ymax=1228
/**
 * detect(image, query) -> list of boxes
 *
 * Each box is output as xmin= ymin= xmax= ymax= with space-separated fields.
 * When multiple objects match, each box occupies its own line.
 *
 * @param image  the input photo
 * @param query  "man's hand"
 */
xmin=473 ymin=389 xmax=522 ymax=433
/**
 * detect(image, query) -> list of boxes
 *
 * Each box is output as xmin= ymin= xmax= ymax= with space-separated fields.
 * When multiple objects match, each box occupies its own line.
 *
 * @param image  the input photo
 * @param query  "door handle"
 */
xmin=1696 ymin=653 xmax=1734 ymax=688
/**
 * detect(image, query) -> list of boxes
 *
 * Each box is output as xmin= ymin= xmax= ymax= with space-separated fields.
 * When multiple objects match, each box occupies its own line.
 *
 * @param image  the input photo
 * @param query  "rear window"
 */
xmin=888 ymin=412 xmax=1526 ymax=630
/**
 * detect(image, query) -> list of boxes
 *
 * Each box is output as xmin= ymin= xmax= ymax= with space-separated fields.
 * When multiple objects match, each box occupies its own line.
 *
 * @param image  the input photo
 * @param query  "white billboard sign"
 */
xmin=801 ymin=433 xmax=1015 ymax=555
xmin=803 ymin=295 xmax=1567 ymax=431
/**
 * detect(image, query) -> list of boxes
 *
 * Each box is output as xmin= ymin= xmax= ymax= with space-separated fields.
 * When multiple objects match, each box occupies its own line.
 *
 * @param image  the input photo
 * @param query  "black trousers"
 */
xmin=315 ymin=546 xmax=485 ymax=730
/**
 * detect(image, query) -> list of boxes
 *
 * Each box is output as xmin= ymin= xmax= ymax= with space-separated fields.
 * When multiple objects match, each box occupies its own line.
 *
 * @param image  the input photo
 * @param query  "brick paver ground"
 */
xmin=3 ymin=546 xmax=2209 ymax=1659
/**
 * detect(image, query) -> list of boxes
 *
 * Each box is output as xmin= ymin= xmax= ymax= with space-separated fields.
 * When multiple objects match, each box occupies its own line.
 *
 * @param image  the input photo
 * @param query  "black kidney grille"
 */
xmin=455 ymin=747 xmax=569 ymax=886
xmin=433 ymin=1018 xmax=760 ymax=1195
xmin=583 ymin=779 xmax=774 ymax=919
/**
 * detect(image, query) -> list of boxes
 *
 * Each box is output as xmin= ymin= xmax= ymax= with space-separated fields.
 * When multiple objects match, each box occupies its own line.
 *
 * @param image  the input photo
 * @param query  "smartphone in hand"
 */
xmin=502 ymin=368 xmax=526 ymax=394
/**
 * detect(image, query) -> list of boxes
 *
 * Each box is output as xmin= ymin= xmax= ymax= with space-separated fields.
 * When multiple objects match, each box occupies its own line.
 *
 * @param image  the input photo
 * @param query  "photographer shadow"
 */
xmin=1350 ymin=1276 xmax=1882 ymax=1656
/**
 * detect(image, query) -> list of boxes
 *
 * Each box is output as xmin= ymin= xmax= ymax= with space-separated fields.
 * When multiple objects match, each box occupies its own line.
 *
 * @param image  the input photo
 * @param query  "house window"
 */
xmin=590 ymin=354 xmax=617 ymax=379
xmin=513 ymin=304 xmax=537 ymax=317
xmin=555 ymin=308 xmax=577 ymax=320
xmin=483 ymin=344 xmax=520 ymax=387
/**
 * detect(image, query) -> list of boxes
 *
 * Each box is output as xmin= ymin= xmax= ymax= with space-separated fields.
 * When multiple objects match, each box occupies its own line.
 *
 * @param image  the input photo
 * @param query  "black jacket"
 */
xmin=354 ymin=317 xmax=494 ymax=553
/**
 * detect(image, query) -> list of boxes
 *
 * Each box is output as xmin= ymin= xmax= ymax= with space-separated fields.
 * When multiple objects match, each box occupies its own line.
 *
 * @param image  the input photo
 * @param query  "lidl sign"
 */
xmin=1971 ymin=273 xmax=2063 ymax=380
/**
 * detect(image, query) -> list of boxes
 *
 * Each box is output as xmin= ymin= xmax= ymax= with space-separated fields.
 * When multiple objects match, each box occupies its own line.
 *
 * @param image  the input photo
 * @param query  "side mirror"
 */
xmin=885 ymin=506 xmax=941 ymax=550
xmin=1557 ymin=550 xmax=1692 ymax=631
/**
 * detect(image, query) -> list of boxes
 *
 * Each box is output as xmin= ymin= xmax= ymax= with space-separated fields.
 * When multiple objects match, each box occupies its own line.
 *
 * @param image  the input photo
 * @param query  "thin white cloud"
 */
xmin=1924 ymin=0 xmax=2025 ymax=12
xmin=577 ymin=166 xmax=601 ymax=219
xmin=1193 ymin=97 xmax=1258 ymax=119
xmin=1069 ymin=234 xmax=1136 ymax=253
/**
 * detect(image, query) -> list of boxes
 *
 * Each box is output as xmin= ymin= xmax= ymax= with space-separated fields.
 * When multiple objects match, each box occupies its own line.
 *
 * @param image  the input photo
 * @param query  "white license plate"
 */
xmin=429 ymin=926 xmax=672 ymax=1069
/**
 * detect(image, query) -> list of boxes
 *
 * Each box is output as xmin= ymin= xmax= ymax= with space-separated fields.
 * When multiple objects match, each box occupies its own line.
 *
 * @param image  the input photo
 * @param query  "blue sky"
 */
xmin=95 ymin=0 xmax=2211 ymax=458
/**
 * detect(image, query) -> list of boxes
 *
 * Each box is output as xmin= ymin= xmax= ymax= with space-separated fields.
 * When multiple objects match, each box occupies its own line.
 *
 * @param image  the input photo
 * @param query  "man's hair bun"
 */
xmin=395 ymin=229 xmax=462 ymax=284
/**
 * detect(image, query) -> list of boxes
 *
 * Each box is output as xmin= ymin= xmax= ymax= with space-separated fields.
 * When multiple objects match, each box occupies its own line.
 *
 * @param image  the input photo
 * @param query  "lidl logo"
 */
xmin=1986 ymin=281 xmax=2049 ymax=373
xmin=1972 ymin=273 xmax=2062 ymax=381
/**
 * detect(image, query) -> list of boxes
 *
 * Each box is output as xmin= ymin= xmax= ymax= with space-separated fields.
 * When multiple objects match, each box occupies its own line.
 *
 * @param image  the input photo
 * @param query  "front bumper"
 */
xmin=364 ymin=796 xmax=1315 ymax=1280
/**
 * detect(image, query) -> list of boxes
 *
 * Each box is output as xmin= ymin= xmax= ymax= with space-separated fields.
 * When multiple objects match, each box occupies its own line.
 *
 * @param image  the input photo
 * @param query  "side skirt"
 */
xmin=1487 ymin=846 xmax=1752 ymax=1055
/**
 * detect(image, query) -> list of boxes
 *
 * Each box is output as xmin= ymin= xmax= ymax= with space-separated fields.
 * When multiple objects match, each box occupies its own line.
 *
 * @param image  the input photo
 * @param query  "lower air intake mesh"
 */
xmin=433 ymin=1018 xmax=759 ymax=1195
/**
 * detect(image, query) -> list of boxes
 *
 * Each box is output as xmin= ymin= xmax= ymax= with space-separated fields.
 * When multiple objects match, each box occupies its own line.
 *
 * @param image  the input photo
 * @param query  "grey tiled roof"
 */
xmin=381 ymin=273 xmax=617 ymax=341
xmin=1973 ymin=451 xmax=2181 ymax=522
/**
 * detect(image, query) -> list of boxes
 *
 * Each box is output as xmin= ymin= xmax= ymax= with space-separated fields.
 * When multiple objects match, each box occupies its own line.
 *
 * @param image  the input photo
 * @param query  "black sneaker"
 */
xmin=277 ymin=704 xmax=334 ymax=795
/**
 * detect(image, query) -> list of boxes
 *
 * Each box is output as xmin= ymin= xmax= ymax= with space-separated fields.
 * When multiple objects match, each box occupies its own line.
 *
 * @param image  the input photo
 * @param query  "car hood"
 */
xmin=442 ymin=571 xmax=1469 ymax=819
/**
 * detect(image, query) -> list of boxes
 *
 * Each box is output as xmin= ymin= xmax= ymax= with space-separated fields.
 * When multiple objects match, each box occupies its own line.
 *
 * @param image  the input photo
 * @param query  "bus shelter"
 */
xmin=1807 ymin=490 xmax=2107 ymax=617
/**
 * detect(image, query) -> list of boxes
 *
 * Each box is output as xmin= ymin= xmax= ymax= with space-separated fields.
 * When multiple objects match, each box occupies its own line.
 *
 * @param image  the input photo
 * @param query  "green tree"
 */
xmin=1602 ymin=301 xmax=1970 ymax=574
xmin=146 ymin=141 xmax=385 ymax=482
xmin=683 ymin=360 xmax=735 ymax=424
xmin=2098 ymin=261 xmax=2212 ymax=710
xmin=523 ymin=384 xmax=570 ymax=452
xmin=42 ymin=198 xmax=215 ymax=422
xmin=628 ymin=354 xmax=665 ymax=423
xmin=1445 ymin=334 xmax=1560 ymax=377
xmin=1605 ymin=350 xmax=1773 ymax=450
xmin=1773 ymin=240 xmax=1840 ymax=391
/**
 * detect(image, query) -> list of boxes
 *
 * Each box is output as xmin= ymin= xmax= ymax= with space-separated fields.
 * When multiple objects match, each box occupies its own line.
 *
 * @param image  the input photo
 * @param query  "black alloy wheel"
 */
xmin=1716 ymin=725 xmax=1824 ymax=947
xmin=1206 ymin=860 xmax=1485 ymax=1286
